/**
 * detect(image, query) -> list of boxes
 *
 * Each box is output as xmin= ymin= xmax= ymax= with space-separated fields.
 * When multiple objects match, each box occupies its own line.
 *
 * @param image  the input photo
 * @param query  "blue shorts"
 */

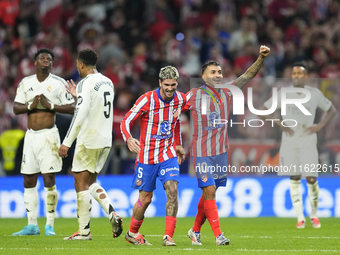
xmin=192 ymin=152 xmax=228 ymax=188
xmin=132 ymin=157 xmax=180 ymax=192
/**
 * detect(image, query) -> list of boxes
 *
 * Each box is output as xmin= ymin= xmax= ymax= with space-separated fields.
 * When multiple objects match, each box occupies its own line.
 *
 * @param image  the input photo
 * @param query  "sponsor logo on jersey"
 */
xmin=66 ymin=92 xmax=73 ymax=101
xmin=160 ymin=169 xmax=165 ymax=175
xmin=204 ymin=111 xmax=224 ymax=131
xmin=160 ymin=121 xmax=170 ymax=134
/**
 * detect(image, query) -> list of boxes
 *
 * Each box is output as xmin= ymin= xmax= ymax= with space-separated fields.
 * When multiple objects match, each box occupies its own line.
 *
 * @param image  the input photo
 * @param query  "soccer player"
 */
xmin=121 ymin=66 xmax=186 ymax=246
xmin=185 ymin=45 xmax=271 ymax=245
xmin=12 ymin=48 xmax=75 ymax=236
xmin=260 ymin=63 xmax=336 ymax=228
xmin=59 ymin=49 xmax=123 ymax=240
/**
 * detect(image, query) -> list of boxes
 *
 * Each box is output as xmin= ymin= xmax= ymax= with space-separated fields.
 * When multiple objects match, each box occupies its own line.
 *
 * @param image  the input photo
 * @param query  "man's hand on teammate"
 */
xmin=127 ymin=137 xmax=141 ymax=154
xmin=176 ymin=145 xmax=185 ymax=165
xmin=259 ymin=45 xmax=270 ymax=58
xmin=58 ymin=144 xmax=69 ymax=158
xmin=65 ymin=79 xmax=77 ymax=98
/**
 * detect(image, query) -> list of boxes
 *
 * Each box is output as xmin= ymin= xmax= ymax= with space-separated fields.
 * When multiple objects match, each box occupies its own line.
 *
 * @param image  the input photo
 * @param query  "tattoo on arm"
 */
xmin=235 ymin=56 xmax=265 ymax=89
xmin=164 ymin=181 xmax=178 ymax=217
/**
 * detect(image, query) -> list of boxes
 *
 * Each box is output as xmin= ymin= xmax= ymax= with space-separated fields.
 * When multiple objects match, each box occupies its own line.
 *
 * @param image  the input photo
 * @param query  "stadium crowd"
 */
xmin=0 ymin=0 xmax=340 ymax=175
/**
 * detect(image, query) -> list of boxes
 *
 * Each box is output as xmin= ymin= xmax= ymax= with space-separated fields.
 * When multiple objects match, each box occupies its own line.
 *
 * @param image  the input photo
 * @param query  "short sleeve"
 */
xmin=317 ymin=90 xmax=332 ymax=112
xmin=14 ymin=81 xmax=26 ymax=104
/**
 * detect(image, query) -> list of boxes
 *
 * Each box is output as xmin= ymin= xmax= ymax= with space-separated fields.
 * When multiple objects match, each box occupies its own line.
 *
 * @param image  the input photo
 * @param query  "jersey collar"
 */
xmin=156 ymin=88 xmax=175 ymax=103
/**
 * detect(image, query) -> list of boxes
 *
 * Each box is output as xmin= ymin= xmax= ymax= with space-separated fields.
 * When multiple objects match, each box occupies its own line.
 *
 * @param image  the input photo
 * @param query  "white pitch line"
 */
xmin=237 ymin=249 xmax=340 ymax=253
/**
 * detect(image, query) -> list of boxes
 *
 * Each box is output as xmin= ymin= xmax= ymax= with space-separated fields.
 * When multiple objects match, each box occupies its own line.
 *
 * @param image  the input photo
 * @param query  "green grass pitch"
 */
xmin=1 ymin=217 xmax=339 ymax=255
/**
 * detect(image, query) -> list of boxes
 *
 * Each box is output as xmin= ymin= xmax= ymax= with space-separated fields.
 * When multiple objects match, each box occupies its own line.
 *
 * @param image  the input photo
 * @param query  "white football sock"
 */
xmin=307 ymin=181 xmax=319 ymax=219
xmin=89 ymin=183 xmax=114 ymax=216
xmin=24 ymin=187 xmax=38 ymax=226
xmin=45 ymin=185 xmax=58 ymax=227
xmin=77 ymin=190 xmax=91 ymax=235
xmin=290 ymin=179 xmax=305 ymax=222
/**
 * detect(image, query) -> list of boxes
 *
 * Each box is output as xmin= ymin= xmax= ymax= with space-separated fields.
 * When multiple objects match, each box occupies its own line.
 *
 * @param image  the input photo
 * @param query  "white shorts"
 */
xmin=278 ymin=143 xmax=319 ymax=178
xmin=21 ymin=126 xmax=62 ymax=174
xmin=72 ymin=144 xmax=110 ymax=173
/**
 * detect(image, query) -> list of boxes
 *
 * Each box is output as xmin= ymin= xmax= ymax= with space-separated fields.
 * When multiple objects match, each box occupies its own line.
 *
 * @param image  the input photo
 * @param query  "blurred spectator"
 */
xmin=113 ymin=90 xmax=134 ymax=142
xmin=84 ymin=0 xmax=106 ymax=23
xmin=228 ymin=16 xmax=258 ymax=58
xmin=97 ymin=33 xmax=124 ymax=71
xmin=0 ymin=103 xmax=10 ymax=134
xmin=0 ymin=118 xmax=24 ymax=175
xmin=148 ymin=12 xmax=174 ymax=49
xmin=0 ymin=0 xmax=19 ymax=27
xmin=233 ymin=42 xmax=257 ymax=77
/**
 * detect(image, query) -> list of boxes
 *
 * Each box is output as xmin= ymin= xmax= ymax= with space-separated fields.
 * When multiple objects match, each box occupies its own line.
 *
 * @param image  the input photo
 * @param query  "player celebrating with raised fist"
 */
xmin=184 ymin=45 xmax=270 ymax=245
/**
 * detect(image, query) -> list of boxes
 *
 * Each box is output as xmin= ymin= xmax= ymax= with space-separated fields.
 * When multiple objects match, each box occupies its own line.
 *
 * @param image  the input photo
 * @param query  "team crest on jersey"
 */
xmin=201 ymin=174 xmax=208 ymax=182
xmin=160 ymin=121 xmax=170 ymax=134
xmin=47 ymin=86 xmax=51 ymax=92
xmin=136 ymin=179 xmax=142 ymax=186
xmin=173 ymin=108 xmax=180 ymax=118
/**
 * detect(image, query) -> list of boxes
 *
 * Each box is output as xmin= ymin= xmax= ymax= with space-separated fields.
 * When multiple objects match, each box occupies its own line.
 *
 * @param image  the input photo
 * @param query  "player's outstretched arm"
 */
xmin=234 ymin=45 xmax=270 ymax=90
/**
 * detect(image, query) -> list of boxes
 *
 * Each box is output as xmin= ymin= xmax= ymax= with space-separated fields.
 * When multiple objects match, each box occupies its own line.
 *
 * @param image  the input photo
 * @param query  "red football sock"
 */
xmin=192 ymin=195 xmax=206 ymax=232
xmin=129 ymin=216 xmax=144 ymax=234
xmin=204 ymin=200 xmax=222 ymax=238
xmin=165 ymin=216 xmax=177 ymax=237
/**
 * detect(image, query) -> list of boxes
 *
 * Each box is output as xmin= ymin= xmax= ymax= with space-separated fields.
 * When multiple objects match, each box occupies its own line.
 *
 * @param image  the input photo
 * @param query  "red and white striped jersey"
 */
xmin=121 ymin=88 xmax=187 ymax=164
xmin=184 ymin=82 xmax=234 ymax=157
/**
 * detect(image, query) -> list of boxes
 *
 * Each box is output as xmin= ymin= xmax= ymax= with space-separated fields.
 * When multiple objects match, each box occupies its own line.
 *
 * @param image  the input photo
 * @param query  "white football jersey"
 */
xmin=63 ymin=72 xmax=114 ymax=149
xmin=264 ymin=85 xmax=332 ymax=147
xmin=14 ymin=73 xmax=74 ymax=107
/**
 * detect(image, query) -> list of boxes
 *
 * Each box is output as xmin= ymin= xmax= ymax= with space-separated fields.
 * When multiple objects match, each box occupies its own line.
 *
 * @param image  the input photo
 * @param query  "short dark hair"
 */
xmin=34 ymin=48 xmax=54 ymax=61
xmin=201 ymin=60 xmax=220 ymax=75
xmin=78 ymin=48 xmax=98 ymax=66
xmin=293 ymin=62 xmax=308 ymax=73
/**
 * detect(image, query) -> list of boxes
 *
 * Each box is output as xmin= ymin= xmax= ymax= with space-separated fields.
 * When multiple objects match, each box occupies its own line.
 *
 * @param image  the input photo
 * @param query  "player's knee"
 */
xmin=140 ymin=197 xmax=152 ymax=207
xmin=24 ymin=179 xmax=36 ymax=188
xmin=307 ymin=177 xmax=316 ymax=184
xmin=23 ymin=175 xmax=37 ymax=188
